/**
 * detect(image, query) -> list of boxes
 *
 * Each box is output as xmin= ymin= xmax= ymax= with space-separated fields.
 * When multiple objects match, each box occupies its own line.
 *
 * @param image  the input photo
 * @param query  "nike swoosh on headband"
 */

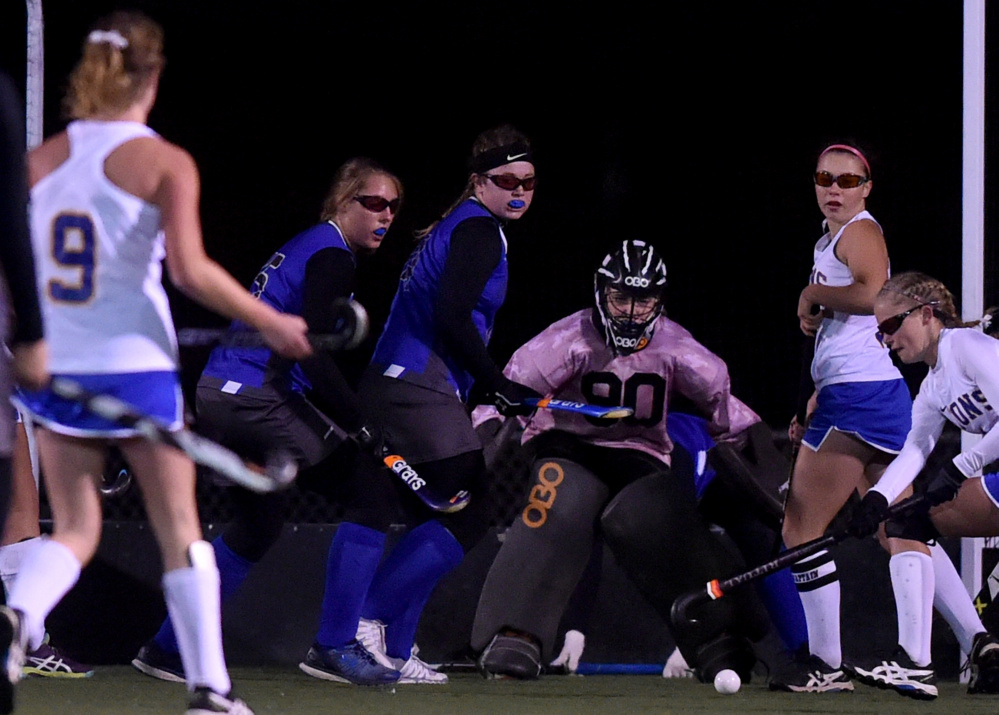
xmin=506 ymin=153 xmax=528 ymax=161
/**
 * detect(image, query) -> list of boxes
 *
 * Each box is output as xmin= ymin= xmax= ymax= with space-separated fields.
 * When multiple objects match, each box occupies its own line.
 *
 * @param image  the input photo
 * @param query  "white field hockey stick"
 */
xmin=50 ymin=378 xmax=297 ymax=493
xmin=381 ymin=453 xmax=471 ymax=513
xmin=523 ymin=397 xmax=634 ymax=420
xmin=177 ymin=298 xmax=369 ymax=352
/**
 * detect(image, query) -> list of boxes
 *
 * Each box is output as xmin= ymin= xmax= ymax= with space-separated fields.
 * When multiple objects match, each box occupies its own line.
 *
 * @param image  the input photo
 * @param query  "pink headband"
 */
xmin=819 ymin=144 xmax=871 ymax=177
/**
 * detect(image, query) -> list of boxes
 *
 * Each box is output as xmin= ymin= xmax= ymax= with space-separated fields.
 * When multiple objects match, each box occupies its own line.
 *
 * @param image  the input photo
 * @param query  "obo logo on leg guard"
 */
xmin=522 ymin=462 xmax=564 ymax=528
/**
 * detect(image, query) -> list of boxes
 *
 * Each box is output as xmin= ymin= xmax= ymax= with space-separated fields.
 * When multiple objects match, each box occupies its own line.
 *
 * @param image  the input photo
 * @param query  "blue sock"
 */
xmin=758 ymin=565 xmax=808 ymax=652
xmin=315 ymin=523 xmax=387 ymax=648
xmin=152 ymin=535 xmax=254 ymax=654
xmin=361 ymin=521 xmax=464 ymax=659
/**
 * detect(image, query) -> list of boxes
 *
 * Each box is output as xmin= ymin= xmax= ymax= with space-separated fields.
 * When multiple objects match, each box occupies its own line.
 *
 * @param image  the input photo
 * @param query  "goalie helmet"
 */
xmin=594 ymin=240 xmax=667 ymax=355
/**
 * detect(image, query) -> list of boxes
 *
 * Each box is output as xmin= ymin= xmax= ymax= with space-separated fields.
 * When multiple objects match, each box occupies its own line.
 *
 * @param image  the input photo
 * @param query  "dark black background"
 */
xmin=2 ymin=2 xmax=996 ymax=424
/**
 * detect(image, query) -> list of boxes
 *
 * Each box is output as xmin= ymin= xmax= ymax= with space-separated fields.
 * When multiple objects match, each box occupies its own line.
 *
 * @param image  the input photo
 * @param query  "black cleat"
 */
xmin=967 ymin=631 xmax=999 ymax=694
xmin=132 ymin=640 xmax=185 ymax=682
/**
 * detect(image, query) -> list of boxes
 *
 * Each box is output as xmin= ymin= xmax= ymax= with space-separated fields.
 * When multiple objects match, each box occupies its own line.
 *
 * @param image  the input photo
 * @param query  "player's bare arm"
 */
xmin=153 ymin=141 xmax=311 ymax=360
xmin=798 ymin=219 xmax=889 ymax=323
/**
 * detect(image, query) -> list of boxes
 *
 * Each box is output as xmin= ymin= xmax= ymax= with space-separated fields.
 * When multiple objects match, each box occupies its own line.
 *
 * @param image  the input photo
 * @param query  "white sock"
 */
xmin=890 ymin=550 xmax=934 ymax=666
xmin=792 ymin=549 xmax=841 ymax=668
xmin=930 ymin=542 xmax=984 ymax=654
xmin=162 ymin=540 xmax=230 ymax=696
xmin=0 ymin=537 xmax=42 ymax=596
xmin=7 ymin=538 xmax=80 ymax=650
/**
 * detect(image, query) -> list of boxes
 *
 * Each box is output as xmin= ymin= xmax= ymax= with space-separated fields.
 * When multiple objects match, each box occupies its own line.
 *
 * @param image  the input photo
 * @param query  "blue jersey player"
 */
xmin=132 ymin=157 xmax=408 ymax=687
xmin=346 ymin=125 xmax=542 ymax=683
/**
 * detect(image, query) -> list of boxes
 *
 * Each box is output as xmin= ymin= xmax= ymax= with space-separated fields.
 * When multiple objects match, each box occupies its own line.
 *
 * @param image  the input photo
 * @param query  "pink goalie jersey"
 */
xmin=472 ymin=309 xmax=760 ymax=464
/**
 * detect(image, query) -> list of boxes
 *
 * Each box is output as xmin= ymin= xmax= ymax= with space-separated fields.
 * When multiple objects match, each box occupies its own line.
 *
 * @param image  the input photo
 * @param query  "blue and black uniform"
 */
xmin=355 ymin=197 xmax=533 ymax=663
xmin=146 ymin=220 xmax=401 ymax=663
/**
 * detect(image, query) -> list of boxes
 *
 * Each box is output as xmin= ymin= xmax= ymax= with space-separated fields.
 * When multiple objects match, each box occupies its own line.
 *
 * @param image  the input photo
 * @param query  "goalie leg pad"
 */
xmin=470 ymin=458 xmax=609 ymax=660
xmin=600 ymin=474 xmax=763 ymax=666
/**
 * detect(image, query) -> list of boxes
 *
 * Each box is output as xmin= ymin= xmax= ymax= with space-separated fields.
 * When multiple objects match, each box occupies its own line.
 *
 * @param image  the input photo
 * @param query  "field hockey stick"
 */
xmin=50 ymin=378 xmax=297 ymax=493
xmin=344 ymin=425 xmax=470 ymax=514
xmin=381 ymin=453 xmax=471 ymax=513
xmin=670 ymin=492 xmax=928 ymax=631
xmin=177 ymin=298 xmax=369 ymax=352
xmin=522 ymin=397 xmax=634 ymax=420
xmin=772 ymin=335 xmax=817 ymax=556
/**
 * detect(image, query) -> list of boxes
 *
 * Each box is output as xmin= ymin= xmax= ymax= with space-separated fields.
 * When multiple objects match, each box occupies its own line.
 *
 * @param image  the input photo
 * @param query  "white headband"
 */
xmin=87 ymin=30 xmax=129 ymax=49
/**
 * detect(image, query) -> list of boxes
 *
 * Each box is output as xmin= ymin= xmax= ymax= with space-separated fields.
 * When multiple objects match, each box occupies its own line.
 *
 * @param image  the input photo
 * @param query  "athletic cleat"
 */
xmin=967 ymin=631 xmax=999 ymax=694
xmin=768 ymin=653 xmax=853 ymax=693
xmin=389 ymin=653 xmax=447 ymax=684
xmin=131 ymin=640 xmax=185 ymax=683
xmin=298 ymin=640 xmax=400 ymax=685
xmin=355 ymin=618 xmax=396 ymax=669
xmin=478 ymin=632 xmax=542 ymax=680
xmin=186 ymin=686 xmax=254 ymax=714
xmin=355 ymin=619 xmax=446 ymax=684
xmin=845 ymin=645 xmax=937 ymax=700
xmin=0 ymin=607 xmax=24 ymax=715
xmin=24 ymin=640 xmax=94 ymax=678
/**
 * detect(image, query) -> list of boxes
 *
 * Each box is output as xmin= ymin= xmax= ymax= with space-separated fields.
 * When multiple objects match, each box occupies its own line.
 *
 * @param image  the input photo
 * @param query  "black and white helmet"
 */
xmin=594 ymin=240 xmax=667 ymax=355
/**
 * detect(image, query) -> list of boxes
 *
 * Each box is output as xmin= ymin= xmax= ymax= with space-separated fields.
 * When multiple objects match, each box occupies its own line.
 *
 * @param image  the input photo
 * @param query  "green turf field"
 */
xmin=12 ymin=668 xmax=999 ymax=715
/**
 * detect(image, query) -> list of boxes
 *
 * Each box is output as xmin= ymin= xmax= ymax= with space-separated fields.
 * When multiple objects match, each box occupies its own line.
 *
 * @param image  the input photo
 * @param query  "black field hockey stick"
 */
xmin=670 ymin=492 xmax=928 ymax=632
xmin=772 ymin=334 xmax=817 ymax=556
xmin=177 ymin=298 xmax=369 ymax=352
xmin=522 ymin=397 xmax=634 ymax=420
xmin=50 ymin=378 xmax=297 ymax=493
xmin=381 ymin=452 xmax=471 ymax=513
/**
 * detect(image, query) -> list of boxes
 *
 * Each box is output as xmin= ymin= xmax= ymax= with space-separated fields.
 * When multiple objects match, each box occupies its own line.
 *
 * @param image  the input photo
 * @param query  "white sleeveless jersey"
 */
xmin=810 ymin=210 xmax=900 ymax=389
xmin=30 ymin=120 xmax=177 ymax=373
xmin=873 ymin=329 xmax=999 ymax=503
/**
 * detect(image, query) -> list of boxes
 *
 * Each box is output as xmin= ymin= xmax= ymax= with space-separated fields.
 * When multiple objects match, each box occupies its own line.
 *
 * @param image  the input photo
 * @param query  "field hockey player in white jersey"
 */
xmin=849 ymin=272 xmax=999 ymax=697
xmin=772 ymin=142 xmax=979 ymax=699
xmin=10 ymin=11 xmax=311 ymax=715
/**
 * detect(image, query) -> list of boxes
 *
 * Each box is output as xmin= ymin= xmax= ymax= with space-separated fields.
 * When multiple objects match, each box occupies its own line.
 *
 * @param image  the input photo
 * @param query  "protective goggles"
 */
xmin=813 ymin=171 xmax=869 ymax=189
xmin=354 ymin=195 xmax=400 ymax=214
xmin=485 ymin=173 xmax=537 ymax=191
xmin=877 ymin=301 xmax=939 ymax=335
